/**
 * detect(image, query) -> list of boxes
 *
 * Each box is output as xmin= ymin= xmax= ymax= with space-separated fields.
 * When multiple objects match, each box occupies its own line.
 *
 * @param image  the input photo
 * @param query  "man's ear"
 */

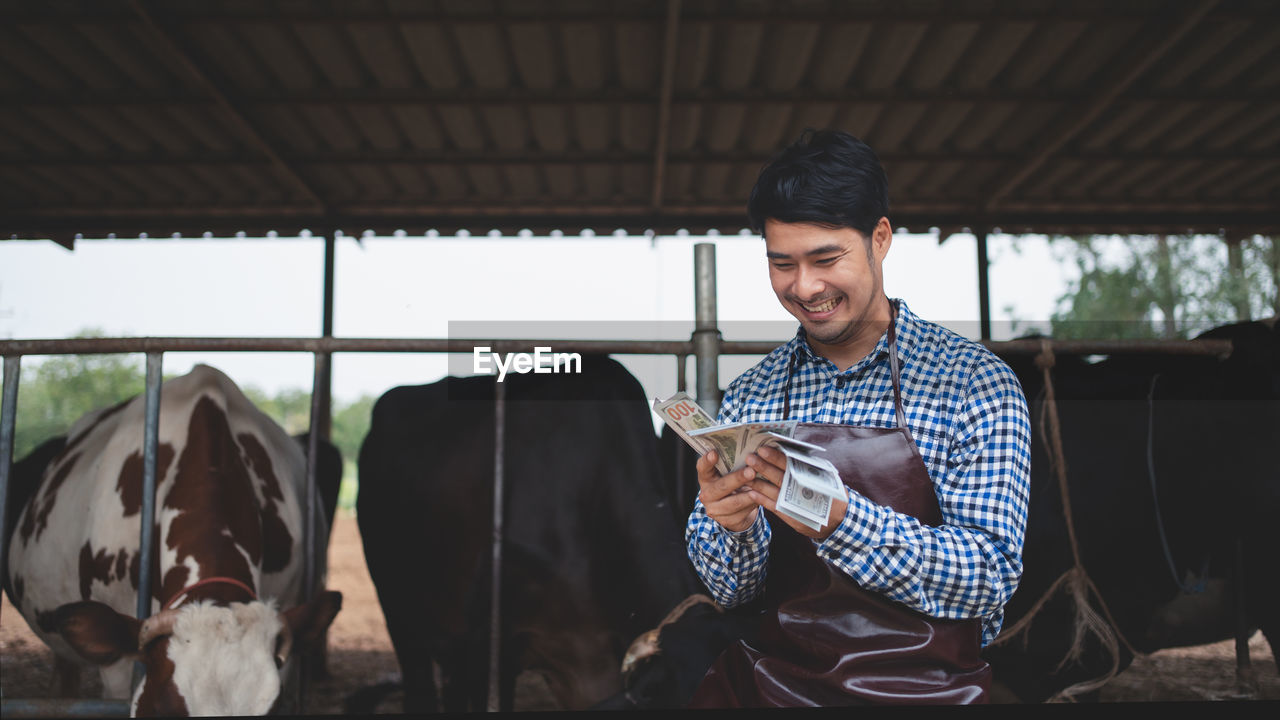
xmin=871 ymin=216 xmax=893 ymax=262
xmin=54 ymin=601 xmax=142 ymax=665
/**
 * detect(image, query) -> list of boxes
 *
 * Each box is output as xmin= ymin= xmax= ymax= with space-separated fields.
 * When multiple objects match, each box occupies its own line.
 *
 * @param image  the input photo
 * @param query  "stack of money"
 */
xmin=653 ymin=391 xmax=843 ymax=531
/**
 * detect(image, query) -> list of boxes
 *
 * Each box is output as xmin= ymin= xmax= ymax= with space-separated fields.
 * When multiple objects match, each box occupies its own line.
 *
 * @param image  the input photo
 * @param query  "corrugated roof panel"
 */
xmin=345 ymin=163 xmax=396 ymax=200
xmin=1114 ymin=102 xmax=1198 ymax=151
xmin=1159 ymin=101 xmax=1251 ymax=152
xmin=901 ymin=22 xmax=981 ymax=91
xmin=435 ymin=105 xmax=488 ymax=150
xmin=947 ymin=101 xmax=1017 ymax=152
xmin=347 ymin=106 xmax=407 ymax=151
xmin=692 ymin=161 xmax=733 ymax=202
xmin=1042 ymin=20 xmax=1143 ymax=92
xmin=451 ymin=23 xmax=511 ymax=89
xmin=911 ymin=103 xmax=975 ymax=152
xmin=757 ymin=22 xmax=822 ymax=92
xmin=1019 ymin=158 xmax=1089 ymax=201
xmin=988 ymin=102 xmax=1062 ymax=153
xmin=559 ymin=21 xmax=606 ymax=90
xmin=507 ymin=21 xmax=558 ymax=90
xmin=856 ymin=22 xmax=928 ymax=91
xmin=76 ymin=22 xmax=178 ymax=91
xmin=384 ymin=164 xmax=431 ymax=199
xmin=674 ymin=22 xmax=714 ymax=92
xmin=543 ymin=165 xmax=578 ymax=199
xmin=1 ymin=25 xmax=80 ymax=91
xmin=829 ymin=102 xmax=884 ymax=145
xmin=703 ymin=103 xmax=749 ymax=153
xmin=180 ymin=23 xmax=275 ymax=93
xmin=1145 ymin=20 xmax=1252 ymax=91
xmin=571 ymin=104 xmax=613 ymax=150
xmin=239 ymin=22 xmax=322 ymax=90
xmin=950 ymin=20 xmax=1035 ymax=90
xmin=528 ymin=103 xmax=571 ymax=151
xmin=163 ymin=104 xmax=241 ymax=154
xmin=996 ymin=21 xmax=1087 ymax=90
xmin=424 ymin=164 xmax=470 ymax=201
xmin=869 ymin=101 xmax=928 ymax=152
xmin=255 ymin=103 xmax=322 ymax=153
xmin=16 ymin=23 xmax=128 ymax=91
xmin=1214 ymin=163 xmax=1278 ymax=201
xmin=740 ymin=103 xmax=794 ymax=152
xmin=618 ymin=163 xmax=649 ymax=201
xmin=1187 ymin=24 xmax=1280 ymax=89
xmin=347 ymin=22 xmax=418 ymax=89
xmin=712 ymin=22 xmax=765 ymax=91
xmin=308 ymin=163 xmax=361 ymax=202
xmin=615 ymin=20 xmax=662 ymax=91
xmin=503 ymin=163 xmax=543 ymax=200
xmin=400 ymin=23 xmax=464 ymax=89
xmin=304 ymin=105 xmax=365 ymax=153
xmin=465 ymin=164 xmax=505 ymax=198
xmin=392 ymin=106 xmax=447 ymax=150
xmin=579 ymin=164 xmax=615 ymax=201
xmin=805 ymin=23 xmax=870 ymax=91
xmin=293 ymin=23 xmax=369 ymax=89
xmin=480 ymin=106 xmax=530 ymax=152
xmin=618 ymin=102 xmax=655 ymax=152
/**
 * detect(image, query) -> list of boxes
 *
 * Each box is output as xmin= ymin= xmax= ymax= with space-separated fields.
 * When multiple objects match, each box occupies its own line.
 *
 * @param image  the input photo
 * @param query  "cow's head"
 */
xmin=52 ymin=591 xmax=342 ymax=716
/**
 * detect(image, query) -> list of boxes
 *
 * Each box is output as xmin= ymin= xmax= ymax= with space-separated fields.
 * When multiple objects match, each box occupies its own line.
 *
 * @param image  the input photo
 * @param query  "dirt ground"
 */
xmin=2 ymin=510 xmax=1276 ymax=712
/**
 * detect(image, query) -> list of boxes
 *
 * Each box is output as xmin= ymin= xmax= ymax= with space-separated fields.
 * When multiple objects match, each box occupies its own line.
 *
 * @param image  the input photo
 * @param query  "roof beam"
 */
xmin=650 ymin=0 xmax=681 ymax=212
xmin=126 ymin=0 xmax=326 ymax=210
xmin=981 ymin=0 xmax=1222 ymax=212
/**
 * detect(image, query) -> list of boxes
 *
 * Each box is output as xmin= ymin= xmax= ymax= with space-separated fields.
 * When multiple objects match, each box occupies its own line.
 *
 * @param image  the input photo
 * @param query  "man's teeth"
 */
xmin=802 ymin=298 xmax=838 ymax=313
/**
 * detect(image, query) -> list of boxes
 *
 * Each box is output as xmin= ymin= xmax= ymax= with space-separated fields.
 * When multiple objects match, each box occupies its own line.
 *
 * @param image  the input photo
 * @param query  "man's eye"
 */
xmin=771 ymin=262 xmax=794 ymax=270
xmin=815 ymin=257 xmax=839 ymax=266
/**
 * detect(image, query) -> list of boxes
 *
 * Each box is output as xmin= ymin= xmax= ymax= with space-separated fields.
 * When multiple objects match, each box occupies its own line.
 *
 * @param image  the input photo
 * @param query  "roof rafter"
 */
xmin=127 ymin=0 xmax=326 ymax=210
xmin=650 ymin=0 xmax=681 ymax=212
xmin=981 ymin=0 xmax=1223 ymax=212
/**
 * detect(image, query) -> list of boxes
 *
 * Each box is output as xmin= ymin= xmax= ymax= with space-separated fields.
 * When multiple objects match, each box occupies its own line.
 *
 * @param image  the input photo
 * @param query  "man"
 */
xmin=684 ymin=129 xmax=1032 ymax=706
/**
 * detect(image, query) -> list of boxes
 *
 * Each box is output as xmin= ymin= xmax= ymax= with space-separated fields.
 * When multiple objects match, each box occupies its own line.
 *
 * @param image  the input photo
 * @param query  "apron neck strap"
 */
xmin=784 ymin=299 xmax=906 ymax=427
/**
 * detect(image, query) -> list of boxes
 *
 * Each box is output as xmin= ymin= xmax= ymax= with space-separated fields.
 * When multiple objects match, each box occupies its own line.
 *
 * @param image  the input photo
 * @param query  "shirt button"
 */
xmin=834 ymin=376 xmax=846 ymax=388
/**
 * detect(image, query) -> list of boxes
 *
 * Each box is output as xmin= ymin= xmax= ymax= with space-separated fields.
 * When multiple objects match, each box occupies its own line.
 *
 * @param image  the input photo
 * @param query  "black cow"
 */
xmin=983 ymin=320 xmax=1280 ymax=702
xmin=354 ymin=355 xmax=739 ymax=712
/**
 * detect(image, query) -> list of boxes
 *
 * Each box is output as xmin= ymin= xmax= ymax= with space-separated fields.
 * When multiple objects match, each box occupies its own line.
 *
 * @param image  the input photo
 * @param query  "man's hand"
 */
xmin=696 ymin=450 xmax=761 ymax=532
xmin=744 ymin=446 xmax=848 ymax=541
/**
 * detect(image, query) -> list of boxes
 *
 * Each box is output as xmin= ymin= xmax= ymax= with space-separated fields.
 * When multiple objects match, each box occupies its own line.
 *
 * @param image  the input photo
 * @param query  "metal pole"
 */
xmin=319 ymin=230 xmax=336 ymax=439
xmin=133 ymin=352 xmax=163 ymax=691
xmin=0 ymin=355 xmax=21 ymax=629
xmin=976 ymin=228 xmax=992 ymax=341
xmin=487 ymin=380 xmax=506 ymax=712
xmin=298 ymin=350 xmax=328 ymax=713
xmin=693 ymin=243 xmax=721 ymax=415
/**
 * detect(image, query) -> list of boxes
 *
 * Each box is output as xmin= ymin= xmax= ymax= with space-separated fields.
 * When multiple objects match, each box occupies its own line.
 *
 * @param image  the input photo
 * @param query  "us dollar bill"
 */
xmin=776 ymin=468 xmax=830 ymax=531
xmin=652 ymin=392 xmax=731 ymax=475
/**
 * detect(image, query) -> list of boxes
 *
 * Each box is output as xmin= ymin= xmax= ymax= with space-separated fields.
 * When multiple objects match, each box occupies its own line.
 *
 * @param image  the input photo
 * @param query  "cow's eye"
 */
xmin=274 ymin=633 xmax=286 ymax=668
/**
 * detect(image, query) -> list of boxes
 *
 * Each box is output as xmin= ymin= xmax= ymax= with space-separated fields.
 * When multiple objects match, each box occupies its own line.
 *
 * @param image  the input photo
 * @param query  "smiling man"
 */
xmin=683 ymin=129 xmax=1032 ymax=706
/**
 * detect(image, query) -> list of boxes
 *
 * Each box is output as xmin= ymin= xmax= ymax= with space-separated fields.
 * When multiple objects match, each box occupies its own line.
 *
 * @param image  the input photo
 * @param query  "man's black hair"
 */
xmin=746 ymin=129 xmax=889 ymax=238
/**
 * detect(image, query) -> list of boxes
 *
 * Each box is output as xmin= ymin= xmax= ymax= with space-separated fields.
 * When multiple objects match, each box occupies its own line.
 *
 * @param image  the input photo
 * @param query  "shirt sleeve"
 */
xmin=814 ymin=355 xmax=1032 ymax=625
xmin=683 ymin=377 xmax=772 ymax=607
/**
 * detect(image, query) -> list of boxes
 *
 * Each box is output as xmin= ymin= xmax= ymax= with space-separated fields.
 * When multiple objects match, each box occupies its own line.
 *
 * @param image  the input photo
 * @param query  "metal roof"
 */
xmin=3 ymin=0 xmax=1278 ymax=246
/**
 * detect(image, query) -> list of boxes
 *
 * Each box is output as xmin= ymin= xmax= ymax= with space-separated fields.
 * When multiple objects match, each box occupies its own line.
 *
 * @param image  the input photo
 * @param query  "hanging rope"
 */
xmin=989 ymin=340 xmax=1146 ymax=702
xmin=1146 ymin=373 xmax=1209 ymax=594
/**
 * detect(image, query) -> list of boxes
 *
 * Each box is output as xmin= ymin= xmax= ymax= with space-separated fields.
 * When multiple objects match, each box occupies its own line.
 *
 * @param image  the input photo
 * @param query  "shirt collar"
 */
xmin=789 ymin=297 xmax=919 ymax=375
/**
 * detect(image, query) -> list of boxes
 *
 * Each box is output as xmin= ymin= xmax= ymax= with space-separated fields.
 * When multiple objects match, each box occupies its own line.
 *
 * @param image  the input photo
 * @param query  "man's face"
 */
xmin=764 ymin=218 xmax=892 ymax=361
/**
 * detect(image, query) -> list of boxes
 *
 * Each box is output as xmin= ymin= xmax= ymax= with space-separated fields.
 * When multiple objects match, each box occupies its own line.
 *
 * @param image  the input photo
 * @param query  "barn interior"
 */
xmin=1 ymin=0 xmax=1279 ymax=713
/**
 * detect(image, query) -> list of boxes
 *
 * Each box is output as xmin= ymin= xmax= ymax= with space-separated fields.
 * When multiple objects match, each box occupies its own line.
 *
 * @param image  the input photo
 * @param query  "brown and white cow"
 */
xmin=5 ymin=363 xmax=342 ymax=716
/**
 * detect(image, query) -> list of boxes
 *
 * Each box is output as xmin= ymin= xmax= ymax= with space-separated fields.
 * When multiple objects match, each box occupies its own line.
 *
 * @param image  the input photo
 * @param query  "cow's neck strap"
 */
xmin=163 ymin=576 xmax=258 ymax=610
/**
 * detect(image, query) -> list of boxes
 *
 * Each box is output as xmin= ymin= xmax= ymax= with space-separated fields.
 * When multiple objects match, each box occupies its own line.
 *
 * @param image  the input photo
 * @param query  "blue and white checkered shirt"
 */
xmin=685 ymin=299 xmax=1031 ymax=647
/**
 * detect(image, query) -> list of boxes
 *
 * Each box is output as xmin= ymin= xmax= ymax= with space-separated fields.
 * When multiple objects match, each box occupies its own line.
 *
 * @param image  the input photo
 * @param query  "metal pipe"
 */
xmin=320 ymin=230 xmax=336 ymax=438
xmin=693 ymin=243 xmax=722 ymax=415
xmin=133 ymin=352 xmax=163 ymax=691
xmin=0 ymin=355 xmax=21 ymax=617
xmin=0 ymin=699 xmax=130 ymax=717
xmin=487 ymin=379 xmax=507 ymax=712
xmin=0 ymin=336 xmax=1236 ymax=359
xmin=976 ymin=228 xmax=992 ymax=341
xmin=298 ymin=351 xmax=328 ymax=711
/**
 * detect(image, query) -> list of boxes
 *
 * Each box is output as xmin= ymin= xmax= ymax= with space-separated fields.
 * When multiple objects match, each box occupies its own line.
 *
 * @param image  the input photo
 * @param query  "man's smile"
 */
xmin=798 ymin=296 xmax=843 ymax=316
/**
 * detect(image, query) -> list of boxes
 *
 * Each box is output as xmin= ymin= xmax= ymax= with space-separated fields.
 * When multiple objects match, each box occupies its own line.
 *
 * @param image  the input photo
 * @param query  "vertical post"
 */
xmin=319 ymin=230 xmax=336 ymax=439
xmin=975 ymin=228 xmax=992 ymax=341
xmin=133 ymin=352 xmax=163 ymax=690
xmin=693 ymin=243 xmax=721 ymax=415
xmin=298 ymin=349 xmax=328 ymax=713
xmin=0 ymin=355 xmax=21 ymax=617
xmin=487 ymin=380 xmax=507 ymax=712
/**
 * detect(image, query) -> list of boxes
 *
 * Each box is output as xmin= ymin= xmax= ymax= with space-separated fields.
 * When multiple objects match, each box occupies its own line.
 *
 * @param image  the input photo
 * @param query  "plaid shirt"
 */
xmin=685 ymin=299 xmax=1031 ymax=647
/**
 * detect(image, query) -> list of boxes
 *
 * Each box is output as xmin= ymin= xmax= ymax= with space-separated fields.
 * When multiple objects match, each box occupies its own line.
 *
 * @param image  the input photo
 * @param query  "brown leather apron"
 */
xmin=687 ymin=304 xmax=991 ymax=706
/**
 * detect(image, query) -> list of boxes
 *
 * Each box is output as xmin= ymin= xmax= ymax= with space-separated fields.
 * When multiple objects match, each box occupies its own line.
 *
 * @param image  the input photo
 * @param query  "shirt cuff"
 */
xmin=816 ymin=488 xmax=886 ymax=559
xmin=724 ymin=508 xmax=769 ymax=547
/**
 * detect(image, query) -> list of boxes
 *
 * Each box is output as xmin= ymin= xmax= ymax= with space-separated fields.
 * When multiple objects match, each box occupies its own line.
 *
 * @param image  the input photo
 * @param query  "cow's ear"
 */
xmin=54 ymin=601 xmax=142 ymax=665
xmin=282 ymin=590 xmax=342 ymax=652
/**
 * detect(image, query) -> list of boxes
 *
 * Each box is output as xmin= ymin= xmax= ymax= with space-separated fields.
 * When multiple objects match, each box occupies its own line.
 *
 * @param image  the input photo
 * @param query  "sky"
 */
xmin=0 ymin=230 xmax=1068 ymax=420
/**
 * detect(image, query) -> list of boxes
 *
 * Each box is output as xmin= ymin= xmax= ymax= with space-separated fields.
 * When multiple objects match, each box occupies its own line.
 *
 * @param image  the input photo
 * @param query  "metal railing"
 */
xmin=0 ymin=244 xmax=1236 ymax=715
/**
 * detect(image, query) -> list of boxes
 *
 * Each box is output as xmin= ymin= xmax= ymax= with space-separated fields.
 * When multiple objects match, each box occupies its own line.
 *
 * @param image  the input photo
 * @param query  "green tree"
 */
xmin=1048 ymin=234 xmax=1277 ymax=339
xmin=4 ymin=333 xmax=147 ymax=459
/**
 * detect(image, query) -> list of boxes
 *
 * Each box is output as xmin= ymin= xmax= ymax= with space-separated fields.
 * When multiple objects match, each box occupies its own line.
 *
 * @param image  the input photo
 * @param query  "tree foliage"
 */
xmin=1047 ymin=234 xmax=1278 ymax=339
xmin=4 ymin=340 xmax=376 ymax=513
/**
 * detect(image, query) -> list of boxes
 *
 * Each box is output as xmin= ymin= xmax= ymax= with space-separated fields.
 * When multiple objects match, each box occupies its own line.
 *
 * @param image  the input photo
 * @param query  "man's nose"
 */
xmin=794 ymin=265 xmax=825 ymax=299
